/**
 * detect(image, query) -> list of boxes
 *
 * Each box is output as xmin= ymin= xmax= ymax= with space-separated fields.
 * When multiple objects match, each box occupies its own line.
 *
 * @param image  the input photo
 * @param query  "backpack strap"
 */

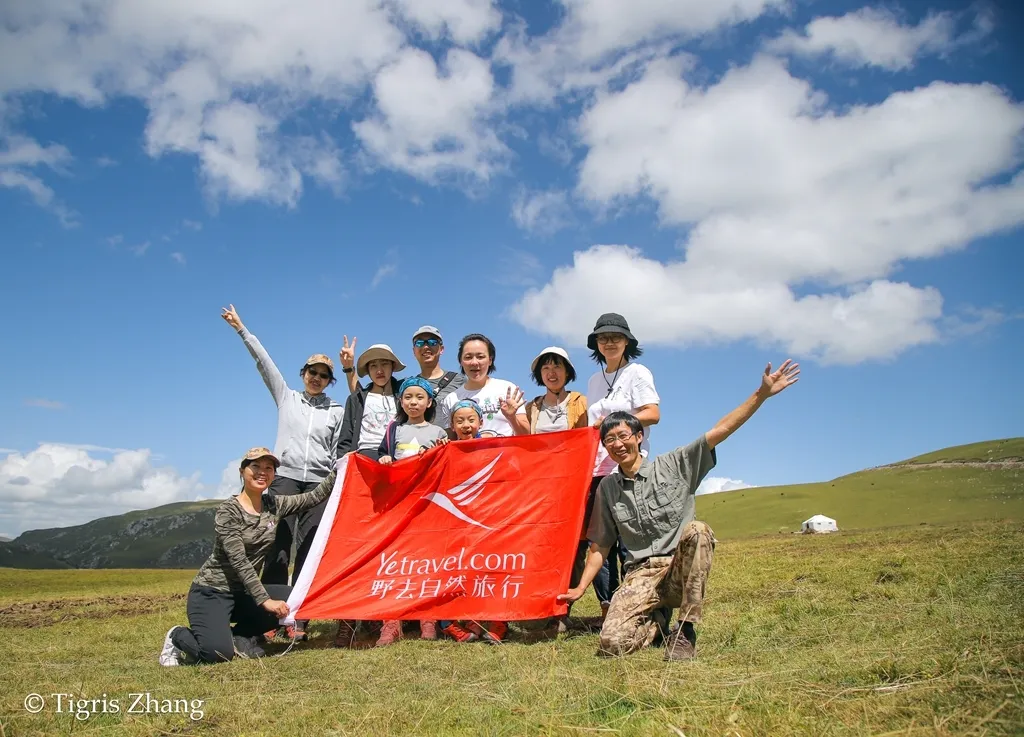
xmin=435 ymin=371 xmax=457 ymax=394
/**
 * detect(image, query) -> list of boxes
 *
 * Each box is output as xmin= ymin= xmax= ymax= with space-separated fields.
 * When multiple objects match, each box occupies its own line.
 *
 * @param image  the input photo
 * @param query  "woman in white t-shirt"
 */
xmin=584 ymin=313 xmax=660 ymax=617
xmin=438 ymin=333 xmax=522 ymax=437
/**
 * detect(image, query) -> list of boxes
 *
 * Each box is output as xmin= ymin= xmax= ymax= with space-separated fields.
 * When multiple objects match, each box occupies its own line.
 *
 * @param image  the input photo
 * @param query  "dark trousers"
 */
xmin=171 ymin=584 xmax=291 ymax=664
xmin=260 ymin=476 xmax=324 ymax=586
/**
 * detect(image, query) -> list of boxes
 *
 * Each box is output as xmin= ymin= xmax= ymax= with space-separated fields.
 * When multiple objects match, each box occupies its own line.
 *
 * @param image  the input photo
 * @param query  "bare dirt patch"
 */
xmin=0 ymin=593 xmax=185 ymax=628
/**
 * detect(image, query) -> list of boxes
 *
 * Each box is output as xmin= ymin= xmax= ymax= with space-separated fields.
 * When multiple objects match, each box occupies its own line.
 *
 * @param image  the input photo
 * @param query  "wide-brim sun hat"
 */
xmin=240 ymin=447 xmax=280 ymax=468
xmin=356 ymin=344 xmax=407 ymax=378
xmin=587 ymin=313 xmax=638 ymax=351
xmin=530 ymin=346 xmax=576 ymax=375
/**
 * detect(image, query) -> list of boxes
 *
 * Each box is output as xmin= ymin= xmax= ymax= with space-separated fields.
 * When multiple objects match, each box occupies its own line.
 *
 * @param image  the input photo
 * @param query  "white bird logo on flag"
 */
xmin=424 ymin=454 xmax=501 ymax=530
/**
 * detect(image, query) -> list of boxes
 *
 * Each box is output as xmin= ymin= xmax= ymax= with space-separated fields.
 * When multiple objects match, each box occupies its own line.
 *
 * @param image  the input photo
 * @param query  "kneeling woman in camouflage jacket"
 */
xmin=158 ymin=447 xmax=338 ymax=665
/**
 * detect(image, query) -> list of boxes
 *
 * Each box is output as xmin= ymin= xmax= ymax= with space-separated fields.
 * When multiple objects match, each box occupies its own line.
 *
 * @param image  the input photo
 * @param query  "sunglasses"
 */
xmin=306 ymin=369 xmax=331 ymax=380
xmin=414 ymin=338 xmax=441 ymax=348
xmin=596 ymin=334 xmax=627 ymax=344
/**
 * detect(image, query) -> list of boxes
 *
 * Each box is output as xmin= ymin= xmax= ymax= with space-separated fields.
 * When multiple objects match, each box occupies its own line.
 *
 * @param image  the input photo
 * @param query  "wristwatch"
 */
xmin=342 ymin=367 xmax=354 ymax=374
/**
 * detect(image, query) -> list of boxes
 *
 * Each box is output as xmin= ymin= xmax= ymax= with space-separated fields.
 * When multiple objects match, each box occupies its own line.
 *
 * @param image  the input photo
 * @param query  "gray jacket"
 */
xmin=238 ymin=327 xmax=345 ymax=482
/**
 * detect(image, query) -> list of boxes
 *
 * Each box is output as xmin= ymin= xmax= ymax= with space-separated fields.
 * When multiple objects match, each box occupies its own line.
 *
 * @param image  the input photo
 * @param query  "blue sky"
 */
xmin=1 ymin=0 xmax=1022 ymax=538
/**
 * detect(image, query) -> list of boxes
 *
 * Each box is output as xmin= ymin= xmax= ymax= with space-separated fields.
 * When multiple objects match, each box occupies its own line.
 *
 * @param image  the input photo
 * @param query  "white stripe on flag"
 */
xmin=283 ymin=453 xmax=350 ymax=624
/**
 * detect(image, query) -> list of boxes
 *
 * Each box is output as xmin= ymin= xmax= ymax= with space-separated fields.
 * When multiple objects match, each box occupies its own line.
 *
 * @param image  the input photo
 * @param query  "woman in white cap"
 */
xmin=502 ymin=347 xmax=590 ymax=634
xmin=220 ymin=305 xmax=344 ymax=641
xmin=159 ymin=447 xmax=339 ymax=665
xmin=336 ymin=344 xmax=406 ymax=460
xmin=585 ymin=313 xmax=660 ymax=618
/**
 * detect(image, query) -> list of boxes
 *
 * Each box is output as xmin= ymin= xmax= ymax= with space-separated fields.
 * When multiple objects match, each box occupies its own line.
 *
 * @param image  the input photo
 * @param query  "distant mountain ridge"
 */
xmin=1 ymin=438 xmax=1021 ymax=569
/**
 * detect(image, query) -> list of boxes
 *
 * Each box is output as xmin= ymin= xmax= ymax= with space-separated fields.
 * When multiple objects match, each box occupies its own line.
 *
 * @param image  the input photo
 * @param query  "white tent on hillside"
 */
xmin=801 ymin=514 xmax=838 ymax=534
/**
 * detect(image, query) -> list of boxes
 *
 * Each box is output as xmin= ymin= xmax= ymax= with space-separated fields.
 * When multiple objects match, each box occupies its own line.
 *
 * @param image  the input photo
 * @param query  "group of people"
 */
xmin=159 ymin=306 xmax=799 ymax=666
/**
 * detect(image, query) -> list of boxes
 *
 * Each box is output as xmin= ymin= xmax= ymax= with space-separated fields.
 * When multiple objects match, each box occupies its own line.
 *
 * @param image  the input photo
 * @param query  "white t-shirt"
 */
xmin=586 ymin=362 xmax=660 ymax=476
xmin=439 ymin=378 xmax=520 ymax=437
xmin=359 ymin=391 xmax=397 ymax=451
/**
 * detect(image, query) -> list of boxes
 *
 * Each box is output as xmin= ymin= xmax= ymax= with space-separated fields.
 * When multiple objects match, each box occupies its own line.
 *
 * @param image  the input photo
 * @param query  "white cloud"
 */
xmin=392 ymin=0 xmax=501 ymax=45
xmin=0 ymin=132 xmax=76 ymax=224
xmin=766 ymin=8 xmax=962 ymax=71
xmin=181 ymin=218 xmax=202 ymax=231
xmin=95 ymin=155 xmax=117 ymax=167
xmin=0 ymin=443 xmax=204 ymax=534
xmin=508 ymin=56 xmax=1024 ymax=363
xmin=494 ymin=0 xmax=782 ymax=105
xmin=696 ymin=476 xmax=753 ymax=495
xmin=23 ymin=398 xmax=66 ymax=410
xmin=0 ymin=0 xmax=406 ymax=206
xmin=370 ymin=262 xmax=398 ymax=289
xmin=0 ymin=445 xmax=249 ymax=536
xmin=170 ymin=252 xmax=186 ymax=265
xmin=354 ymin=48 xmax=506 ymax=182
xmin=511 ymin=188 xmax=571 ymax=234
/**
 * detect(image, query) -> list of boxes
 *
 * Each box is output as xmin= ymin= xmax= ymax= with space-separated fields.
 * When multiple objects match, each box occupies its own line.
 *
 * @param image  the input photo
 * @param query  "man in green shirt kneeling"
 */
xmin=558 ymin=359 xmax=800 ymax=661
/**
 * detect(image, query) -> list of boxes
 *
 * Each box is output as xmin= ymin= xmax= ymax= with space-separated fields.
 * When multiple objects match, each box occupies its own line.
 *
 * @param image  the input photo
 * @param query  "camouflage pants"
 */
xmin=598 ymin=521 xmax=716 ymax=657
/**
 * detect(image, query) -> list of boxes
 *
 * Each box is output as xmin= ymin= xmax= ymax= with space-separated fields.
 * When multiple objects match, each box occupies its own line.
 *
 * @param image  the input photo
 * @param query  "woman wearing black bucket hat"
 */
xmin=584 ymin=313 xmax=661 ymax=618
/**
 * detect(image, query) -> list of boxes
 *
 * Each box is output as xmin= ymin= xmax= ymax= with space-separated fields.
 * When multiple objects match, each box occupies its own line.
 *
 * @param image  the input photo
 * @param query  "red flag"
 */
xmin=286 ymin=428 xmax=598 ymax=621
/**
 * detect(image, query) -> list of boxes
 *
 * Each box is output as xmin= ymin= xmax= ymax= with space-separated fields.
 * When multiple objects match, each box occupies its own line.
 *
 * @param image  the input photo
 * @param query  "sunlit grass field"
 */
xmin=2 ymin=520 xmax=1022 ymax=736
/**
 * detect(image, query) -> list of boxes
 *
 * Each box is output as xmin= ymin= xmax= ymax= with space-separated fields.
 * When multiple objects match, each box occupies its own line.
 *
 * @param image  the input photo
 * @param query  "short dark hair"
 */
xmin=591 ymin=341 xmax=643 ymax=366
xmin=299 ymin=367 xmax=337 ymax=386
xmin=395 ymin=393 xmax=437 ymax=424
xmin=458 ymin=333 xmax=496 ymax=375
xmin=531 ymin=353 xmax=576 ymax=387
xmin=599 ymin=411 xmax=643 ymax=443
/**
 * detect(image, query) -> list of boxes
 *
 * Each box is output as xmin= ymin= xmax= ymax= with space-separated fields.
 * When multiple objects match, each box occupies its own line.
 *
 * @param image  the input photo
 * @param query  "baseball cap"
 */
xmin=412 ymin=325 xmax=443 ymax=342
xmin=304 ymin=353 xmax=335 ymax=372
xmin=240 ymin=447 xmax=280 ymax=468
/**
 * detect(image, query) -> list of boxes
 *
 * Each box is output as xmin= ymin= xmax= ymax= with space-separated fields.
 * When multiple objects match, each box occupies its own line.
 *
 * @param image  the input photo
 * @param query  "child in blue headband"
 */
xmin=375 ymin=376 xmax=448 ymax=647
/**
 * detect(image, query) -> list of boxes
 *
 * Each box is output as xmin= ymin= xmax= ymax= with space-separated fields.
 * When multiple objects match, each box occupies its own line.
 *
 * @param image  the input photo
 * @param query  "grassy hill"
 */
xmin=3 ymin=438 xmax=1021 ymax=569
xmin=698 ymin=463 xmax=1023 ymax=539
xmin=892 ymin=436 xmax=1024 ymax=464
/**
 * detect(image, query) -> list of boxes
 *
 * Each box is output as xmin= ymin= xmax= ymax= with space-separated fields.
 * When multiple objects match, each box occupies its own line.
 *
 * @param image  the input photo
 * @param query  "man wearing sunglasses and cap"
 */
xmin=410 ymin=325 xmax=465 ymax=405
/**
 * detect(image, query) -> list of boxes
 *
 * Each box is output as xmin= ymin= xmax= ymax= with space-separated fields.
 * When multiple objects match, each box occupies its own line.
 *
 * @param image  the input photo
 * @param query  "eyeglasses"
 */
xmin=602 ymin=432 xmax=635 ymax=447
xmin=306 ymin=370 xmax=331 ymax=380
xmin=596 ymin=334 xmax=626 ymax=344
xmin=414 ymin=338 xmax=441 ymax=348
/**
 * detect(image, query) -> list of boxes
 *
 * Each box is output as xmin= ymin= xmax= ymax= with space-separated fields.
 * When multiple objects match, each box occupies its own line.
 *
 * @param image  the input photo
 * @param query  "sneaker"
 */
xmin=442 ymin=622 xmax=478 ymax=642
xmin=333 ymin=620 xmax=357 ymax=648
xmin=479 ymin=621 xmax=508 ymax=644
xmin=375 ymin=620 xmax=403 ymax=647
xmin=232 ymin=635 xmax=267 ymax=660
xmin=285 ymin=625 xmax=308 ymax=642
xmin=264 ymin=627 xmax=281 ymax=641
xmin=664 ymin=624 xmax=696 ymax=661
xmin=419 ymin=620 xmax=438 ymax=640
xmin=159 ymin=626 xmax=186 ymax=666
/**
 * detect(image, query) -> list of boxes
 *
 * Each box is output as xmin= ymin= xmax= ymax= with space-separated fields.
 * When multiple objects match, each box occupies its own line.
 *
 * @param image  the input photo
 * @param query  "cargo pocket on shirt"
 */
xmin=649 ymin=483 xmax=682 ymax=527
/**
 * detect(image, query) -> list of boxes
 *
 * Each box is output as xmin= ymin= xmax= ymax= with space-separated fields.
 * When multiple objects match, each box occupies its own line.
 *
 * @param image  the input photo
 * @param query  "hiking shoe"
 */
xmin=333 ymin=620 xmax=357 ymax=648
xmin=420 ymin=620 xmax=438 ymax=640
xmin=285 ymin=625 xmax=308 ymax=642
xmin=159 ymin=626 xmax=186 ymax=666
xmin=556 ymin=616 xmax=569 ymax=635
xmin=442 ymin=622 xmax=478 ymax=643
xmin=664 ymin=626 xmax=696 ymax=661
xmin=479 ymin=621 xmax=508 ymax=644
xmin=375 ymin=620 xmax=403 ymax=647
xmin=264 ymin=627 xmax=281 ymax=641
xmin=232 ymin=635 xmax=267 ymax=660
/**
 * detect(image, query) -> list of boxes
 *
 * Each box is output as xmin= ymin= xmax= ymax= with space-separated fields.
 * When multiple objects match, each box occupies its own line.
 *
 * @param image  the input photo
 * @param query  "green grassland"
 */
xmin=1 ymin=441 xmax=1022 ymax=735
xmin=1 ymin=521 xmax=1022 ymax=736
